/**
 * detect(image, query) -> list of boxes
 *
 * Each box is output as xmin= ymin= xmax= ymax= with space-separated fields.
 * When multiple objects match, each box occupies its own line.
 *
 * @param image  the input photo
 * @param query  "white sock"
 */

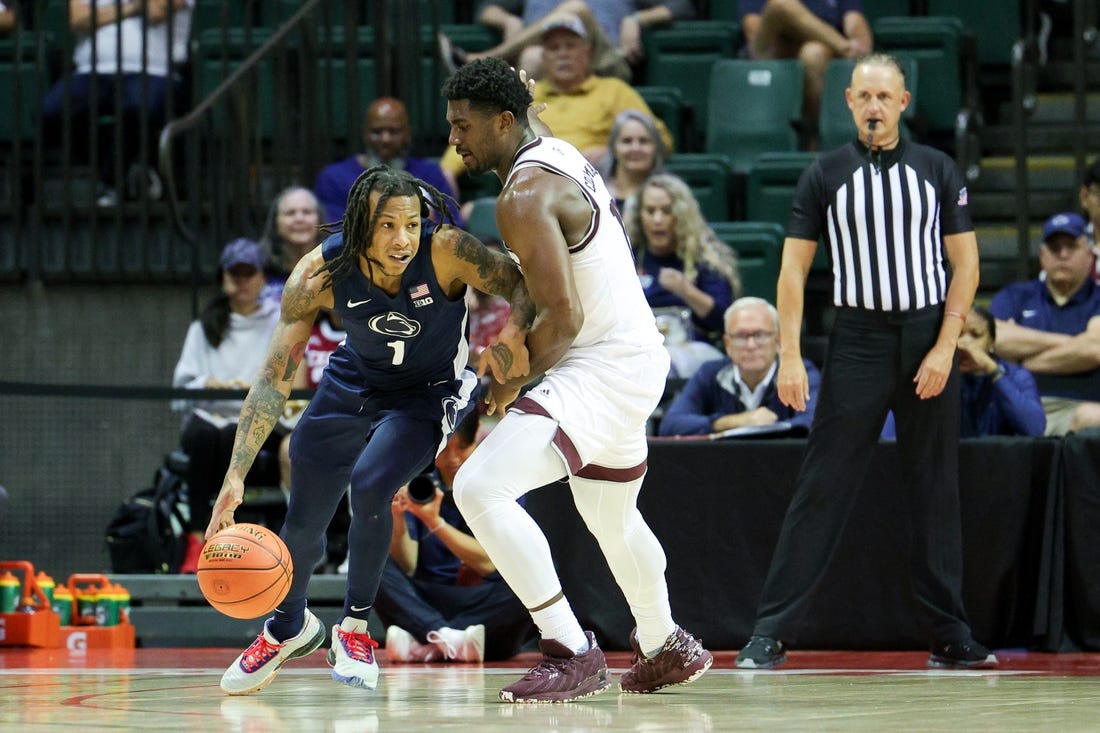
xmin=531 ymin=597 xmax=588 ymax=653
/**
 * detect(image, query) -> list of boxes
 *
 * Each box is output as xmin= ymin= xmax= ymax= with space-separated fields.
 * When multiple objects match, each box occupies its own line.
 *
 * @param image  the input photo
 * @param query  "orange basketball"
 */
xmin=197 ymin=523 xmax=293 ymax=619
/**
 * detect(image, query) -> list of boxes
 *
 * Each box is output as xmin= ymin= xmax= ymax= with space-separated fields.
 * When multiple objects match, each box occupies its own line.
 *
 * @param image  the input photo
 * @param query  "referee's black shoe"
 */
xmin=735 ymin=636 xmax=787 ymax=669
xmin=927 ymin=640 xmax=998 ymax=669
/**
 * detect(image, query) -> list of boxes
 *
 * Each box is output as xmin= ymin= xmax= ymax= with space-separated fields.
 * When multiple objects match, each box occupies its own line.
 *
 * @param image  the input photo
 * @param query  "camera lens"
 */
xmin=407 ymin=474 xmax=440 ymax=504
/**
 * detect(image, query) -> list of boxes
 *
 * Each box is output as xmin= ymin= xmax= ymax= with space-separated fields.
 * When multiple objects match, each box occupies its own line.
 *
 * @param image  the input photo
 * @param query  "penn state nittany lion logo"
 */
xmin=368 ymin=312 xmax=422 ymax=338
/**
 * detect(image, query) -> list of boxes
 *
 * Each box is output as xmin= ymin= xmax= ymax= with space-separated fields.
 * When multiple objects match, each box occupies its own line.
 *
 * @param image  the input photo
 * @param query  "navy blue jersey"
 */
xmin=319 ymin=232 xmax=471 ymax=392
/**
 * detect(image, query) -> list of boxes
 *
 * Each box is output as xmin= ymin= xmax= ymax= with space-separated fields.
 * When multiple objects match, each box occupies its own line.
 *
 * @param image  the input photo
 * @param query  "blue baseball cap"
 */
xmin=219 ymin=238 xmax=266 ymax=270
xmin=1042 ymin=212 xmax=1087 ymax=243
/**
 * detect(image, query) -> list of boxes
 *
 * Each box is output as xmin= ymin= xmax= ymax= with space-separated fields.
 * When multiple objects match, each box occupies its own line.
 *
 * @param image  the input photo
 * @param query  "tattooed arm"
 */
xmin=205 ymin=248 xmax=332 ymax=539
xmin=433 ymin=225 xmax=535 ymax=382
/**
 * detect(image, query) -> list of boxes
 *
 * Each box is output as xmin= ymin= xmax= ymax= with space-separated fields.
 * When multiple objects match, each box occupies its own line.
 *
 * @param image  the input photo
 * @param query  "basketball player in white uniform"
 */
xmin=442 ymin=58 xmax=712 ymax=703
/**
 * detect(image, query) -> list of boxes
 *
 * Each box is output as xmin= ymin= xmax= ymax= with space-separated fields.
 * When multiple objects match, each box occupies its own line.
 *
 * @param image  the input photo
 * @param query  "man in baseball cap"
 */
xmin=988 ymin=211 xmax=1100 ymax=435
xmin=219 ymin=238 xmax=267 ymax=272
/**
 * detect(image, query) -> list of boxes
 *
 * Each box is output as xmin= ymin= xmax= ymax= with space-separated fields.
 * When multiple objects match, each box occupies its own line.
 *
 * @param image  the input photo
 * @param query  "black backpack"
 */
xmin=106 ymin=453 xmax=191 ymax=574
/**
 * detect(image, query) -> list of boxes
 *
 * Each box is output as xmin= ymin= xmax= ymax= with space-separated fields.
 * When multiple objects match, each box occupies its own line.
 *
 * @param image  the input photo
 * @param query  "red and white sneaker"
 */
xmin=220 ymin=610 xmax=325 ymax=695
xmin=328 ymin=617 xmax=381 ymax=689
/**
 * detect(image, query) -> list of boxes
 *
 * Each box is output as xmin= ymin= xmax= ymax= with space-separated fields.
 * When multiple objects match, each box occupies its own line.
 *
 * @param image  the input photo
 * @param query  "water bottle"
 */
xmin=52 ymin=584 xmax=73 ymax=625
xmin=35 ymin=571 xmax=55 ymax=607
xmin=0 ymin=571 xmax=19 ymax=613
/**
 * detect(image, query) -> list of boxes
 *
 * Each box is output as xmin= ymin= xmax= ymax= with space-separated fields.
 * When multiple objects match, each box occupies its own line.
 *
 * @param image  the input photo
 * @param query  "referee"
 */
xmin=735 ymin=54 xmax=997 ymax=670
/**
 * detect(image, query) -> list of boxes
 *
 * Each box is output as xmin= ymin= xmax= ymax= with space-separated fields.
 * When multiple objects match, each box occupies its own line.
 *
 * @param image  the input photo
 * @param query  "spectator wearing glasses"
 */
xmin=658 ymin=297 xmax=819 ymax=436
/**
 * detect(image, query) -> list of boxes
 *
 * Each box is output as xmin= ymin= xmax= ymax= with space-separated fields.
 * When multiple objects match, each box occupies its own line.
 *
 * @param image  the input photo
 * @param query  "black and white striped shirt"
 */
xmin=788 ymin=140 xmax=973 ymax=311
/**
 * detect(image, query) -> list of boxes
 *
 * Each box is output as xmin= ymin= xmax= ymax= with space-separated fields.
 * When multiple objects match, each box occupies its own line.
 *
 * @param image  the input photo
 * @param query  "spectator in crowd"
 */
xmin=602 ymin=108 xmax=667 ymax=210
xmin=314 ymin=97 xmax=462 ymax=225
xmin=377 ymin=411 xmax=536 ymax=663
xmin=0 ymin=2 xmax=17 ymax=33
xmin=439 ymin=0 xmax=696 ymax=82
xmin=172 ymin=238 xmax=281 ymax=573
xmin=42 ymin=0 xmax=194 ymax=207
xmin=259 ymin=186 xmax=325 ymax=304
xmin=990 ymin=212 xmax=1100 ymax=435
xmin=439 ymin=16 xmax=673 ymax=182
xmin=624 ymin=172 xmax=740 ymax=375
xmin=739 ymin=0 xmax=872 ymax=149
xmin=1076 ymin=156 xmax=1100 ymax=281
xmin=659 ymin=297 xmax=819 ymax=436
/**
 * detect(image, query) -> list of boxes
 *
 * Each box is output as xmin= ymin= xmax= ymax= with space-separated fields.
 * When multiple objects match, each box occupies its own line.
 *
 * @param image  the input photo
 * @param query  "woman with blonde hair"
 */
xmin=625 ymin=172 xmax=741 ymax=341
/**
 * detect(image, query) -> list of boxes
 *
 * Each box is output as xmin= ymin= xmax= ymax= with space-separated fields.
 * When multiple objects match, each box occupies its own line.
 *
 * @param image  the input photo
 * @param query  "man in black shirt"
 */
xmin=735 ymin=54 xmax=996 ymax=670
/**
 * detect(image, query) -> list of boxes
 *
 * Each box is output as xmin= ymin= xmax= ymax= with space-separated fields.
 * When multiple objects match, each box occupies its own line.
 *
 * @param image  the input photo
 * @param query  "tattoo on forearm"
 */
xmin=230 ymin=381 xmax=285 ymax=472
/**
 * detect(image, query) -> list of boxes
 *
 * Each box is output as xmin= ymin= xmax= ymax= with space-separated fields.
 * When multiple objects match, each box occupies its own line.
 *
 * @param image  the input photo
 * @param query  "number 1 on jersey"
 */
xmin=387 ymin=340 xmax=405 ymax=366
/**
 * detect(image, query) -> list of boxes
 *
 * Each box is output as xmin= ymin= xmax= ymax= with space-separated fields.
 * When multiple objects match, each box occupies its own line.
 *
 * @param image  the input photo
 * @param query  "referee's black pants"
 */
xmin=753 ymin=304 xmax=974 ymax=647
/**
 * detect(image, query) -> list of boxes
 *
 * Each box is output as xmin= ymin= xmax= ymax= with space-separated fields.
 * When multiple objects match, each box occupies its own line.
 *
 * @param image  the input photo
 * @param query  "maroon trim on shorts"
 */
xmin=512 ymin=396 xmax=583 ymax=474
xmin=575 ymin=460 xmax=647 ymax=482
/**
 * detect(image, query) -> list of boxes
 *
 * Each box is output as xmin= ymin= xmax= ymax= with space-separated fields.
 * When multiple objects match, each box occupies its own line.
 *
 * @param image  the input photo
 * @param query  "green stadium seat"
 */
xmin=192 ymin=0 xmax=255 ymax=31
xmin=464 ymin=197 xmax=500 ymax=241
xmin=860 ymin=0 xmax=912 ymax=24
xmin=636 ymin=86 xmax=685 ymax=152
xmin=818 ymin=57 xmax=918 ymax=151
xmin=192 ymin=27 xmax=277 ymax=137
xmin=927 ymin=1 xmax=1019 ymax=66
xmin=642 ymin=21 xmax=740 ymax=143
xmin=745 ymin=151 xmax=834 ymax=273
xmin=663 ymin=153 xmax=736 ymax=221
xmin=872 ymin=16 xmax=966 ymax=135
xmin=0 ymin=33 xmax=52 ymax=142
xmin=705 ymin=58 xmax=804 ymax=172
xmin=710 ymin=221 xmax=784 ymax=302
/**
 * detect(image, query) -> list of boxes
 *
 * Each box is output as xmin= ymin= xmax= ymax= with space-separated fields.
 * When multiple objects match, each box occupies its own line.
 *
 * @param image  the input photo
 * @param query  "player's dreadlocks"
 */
xmin=313 ymin=165 xmax=458 ymax=290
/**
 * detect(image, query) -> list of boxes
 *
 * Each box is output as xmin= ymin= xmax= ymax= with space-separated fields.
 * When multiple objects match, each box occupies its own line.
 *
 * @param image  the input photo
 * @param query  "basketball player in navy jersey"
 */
xmin=205 ymin=166 xmax=534 ymax=695
xmin=442 ymin=58 xmax=712 ymax=703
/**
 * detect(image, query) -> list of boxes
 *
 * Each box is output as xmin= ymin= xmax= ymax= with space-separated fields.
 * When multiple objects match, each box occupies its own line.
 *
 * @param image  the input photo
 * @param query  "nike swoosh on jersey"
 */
xmin=347 ymin=298 xmax=372 ymax=308
xmin=350 ymin=605 xmax=370 ymax=612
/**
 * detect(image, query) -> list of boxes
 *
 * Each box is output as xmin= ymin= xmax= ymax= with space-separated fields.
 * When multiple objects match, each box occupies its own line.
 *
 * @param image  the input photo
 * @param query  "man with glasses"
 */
xmin=658 ymin=297 xmax=820 ymax=436
xmin=989 ymin=212 xmax=1100 ymax=435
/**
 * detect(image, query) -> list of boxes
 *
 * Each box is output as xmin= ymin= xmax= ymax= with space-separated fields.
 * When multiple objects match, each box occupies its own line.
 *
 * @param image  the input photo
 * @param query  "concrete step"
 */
xmin=975 ymin=223 xmax=1039 ymax=259
xmin=968 ymin=190 xmax=1078 ymax=222
xmin=1024 ymin=93 xmax=1100 ymax=124
xmin=971 ymin=154 xmax=1081 ymax=191
xmin=974 ymin=224 xmax=1038 ymax=293
xmin=981 ymin=124 xmax=1100 ymax=155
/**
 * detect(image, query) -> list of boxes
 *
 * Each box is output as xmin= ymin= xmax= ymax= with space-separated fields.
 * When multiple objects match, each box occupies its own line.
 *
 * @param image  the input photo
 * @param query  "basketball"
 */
xmin=197 ymin=523 xmax=293 ymax=619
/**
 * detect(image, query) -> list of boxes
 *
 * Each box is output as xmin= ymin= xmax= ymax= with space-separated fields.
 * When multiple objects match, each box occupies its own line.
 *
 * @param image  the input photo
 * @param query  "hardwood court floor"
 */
xmin=2 ymin=647 xmax=1100 ymax=731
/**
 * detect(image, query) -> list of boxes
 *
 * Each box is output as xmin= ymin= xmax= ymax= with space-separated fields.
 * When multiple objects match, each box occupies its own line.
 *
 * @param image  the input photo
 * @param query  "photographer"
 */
xmin=375 ymin=412 xmax=536 ymax=662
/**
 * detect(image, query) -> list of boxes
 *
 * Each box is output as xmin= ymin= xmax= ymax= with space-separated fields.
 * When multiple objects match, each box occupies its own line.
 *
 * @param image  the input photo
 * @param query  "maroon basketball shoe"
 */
xmin=499 ymin=631 xmax=611 ymax=703
xmin=619 ymin=626 xmax=713 ymax=693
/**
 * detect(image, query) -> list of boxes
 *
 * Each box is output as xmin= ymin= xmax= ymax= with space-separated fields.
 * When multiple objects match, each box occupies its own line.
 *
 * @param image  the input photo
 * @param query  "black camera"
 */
xmin=407 ymin=473 xmax=445 ymax=504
